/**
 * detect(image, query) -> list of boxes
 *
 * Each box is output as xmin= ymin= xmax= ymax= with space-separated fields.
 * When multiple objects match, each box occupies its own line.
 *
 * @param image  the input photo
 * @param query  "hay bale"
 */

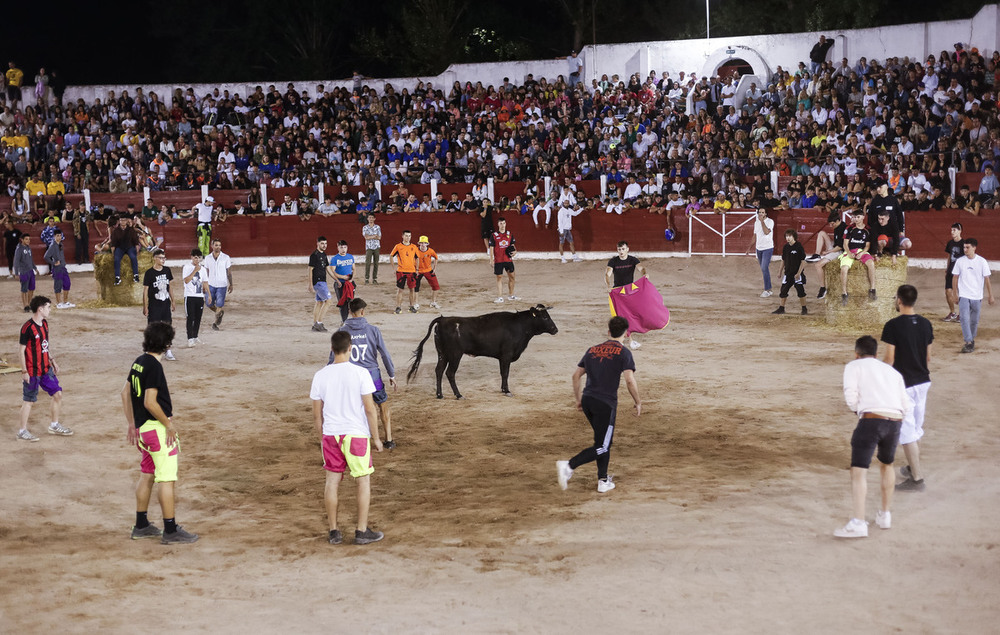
xmin=93 ymin=250 xmax=154 ymax=305
xmin=824 ymin=255 xmax=908 ymax=331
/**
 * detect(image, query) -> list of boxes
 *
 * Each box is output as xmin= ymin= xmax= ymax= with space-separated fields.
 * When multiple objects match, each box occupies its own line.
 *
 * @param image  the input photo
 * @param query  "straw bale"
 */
xmin=824 ymin=255 xmax=908 ymax=332
xmin=93 ymin=250 xmax=154 ymax=306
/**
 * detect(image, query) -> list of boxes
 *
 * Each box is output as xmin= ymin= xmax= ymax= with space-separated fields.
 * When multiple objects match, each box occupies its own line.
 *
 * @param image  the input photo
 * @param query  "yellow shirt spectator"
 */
xmin=25 ymin=178 xmax=46 ymax=197
xmin=46 ymin=180 xmax=66 ymax=195
xmin=5 ymin=66 xmax=23 ymax=88
xmin=713 ymin=195 xmax=732 ymax=211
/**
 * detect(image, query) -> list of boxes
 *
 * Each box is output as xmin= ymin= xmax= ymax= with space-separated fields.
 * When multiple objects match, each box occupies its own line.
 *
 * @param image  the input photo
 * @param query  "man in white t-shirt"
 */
xmin=181 ymin=248 xmax=209 ymax=348
xmin=746 ymin=208 xmax=774 ymax=297
xmin=951 ymin=238 xmax=995 ymax=353
xmin=311 ymin=331 xmax=384 ymax=545
xmin=202 ymin=239 xmax=233 ymax=331
xmin=557 ymin=201 xmax=585 ymax=263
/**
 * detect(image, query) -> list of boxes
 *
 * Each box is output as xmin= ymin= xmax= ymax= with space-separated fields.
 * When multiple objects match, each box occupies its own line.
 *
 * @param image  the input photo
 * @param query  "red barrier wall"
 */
xmin=7 ymin=207 xmax=998 ymax=269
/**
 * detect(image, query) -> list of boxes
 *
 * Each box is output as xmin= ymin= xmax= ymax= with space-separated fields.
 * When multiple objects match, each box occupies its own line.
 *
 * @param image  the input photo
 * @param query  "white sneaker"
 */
xmin=597 ymin=475 xmax=616 ymax=493
xmin=494 ymin=297 xmax=504 ymax=304
xmin=833 ymin=518 xmax=868 ymax=538
xmin=413 ymin=304 xmax=420 ymax=310
xmin=560 ymin=257 xmax=567 ymax=263
xmin=56 ymin=303 xmax=67 ymax=309
xmin=429 ymin=302 xmax=440 ymax=309
xmin=65 ymin=302 xmax=75 ymax=308
xmin=573 ymin=255 xmax=582 ymax=263
xmin=164 ymin=350 xmax=177 ymax=361
xmin=508 ymin=295 xmax=520 ymax=301
xmin=629 ymin=340 xmax=641 ymax=350
xmin=195 ymin=338 xmax=203 ymax=344
xmin=556 ymin=460 xmax=573 ymax=490
xmin=16 ymin=429 xmax=40 ymax=442
xmin=48 ymin=423 xmax=74 ymax=436
xmin=188 ymin=339 xmax=196 ymax=348
xmin=760 ymin=290 xmax=773 ymax=298
xmin=876 ymin=510 xmax=891 ymax=530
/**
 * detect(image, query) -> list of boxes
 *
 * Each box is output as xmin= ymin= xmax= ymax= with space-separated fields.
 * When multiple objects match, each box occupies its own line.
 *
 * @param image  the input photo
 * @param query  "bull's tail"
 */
xmin=407 ymin=317 xmax=443 ymax=384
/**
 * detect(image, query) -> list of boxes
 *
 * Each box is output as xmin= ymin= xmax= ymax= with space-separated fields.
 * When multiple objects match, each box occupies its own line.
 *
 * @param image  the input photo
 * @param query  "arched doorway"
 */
xmin=717 ymin=58 xmax=754 ymax=81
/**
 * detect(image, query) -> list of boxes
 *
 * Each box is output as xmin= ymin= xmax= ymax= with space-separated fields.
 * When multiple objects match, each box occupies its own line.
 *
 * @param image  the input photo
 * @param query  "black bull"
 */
xmin=407 ymin=304 xmax=558 ymax=399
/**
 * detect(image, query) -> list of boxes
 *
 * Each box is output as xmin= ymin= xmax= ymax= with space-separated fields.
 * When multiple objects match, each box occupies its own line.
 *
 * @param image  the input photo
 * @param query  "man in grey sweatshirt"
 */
xmin=44 ymin=229 xmax=73 ymax=308
xmin=332 ymin=297 xmax=398 ymax=448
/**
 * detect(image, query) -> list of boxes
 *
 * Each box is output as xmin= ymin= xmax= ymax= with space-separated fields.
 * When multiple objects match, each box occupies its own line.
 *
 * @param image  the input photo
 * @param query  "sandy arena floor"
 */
xmin=1 ymin=255 xmax=998 ymax=633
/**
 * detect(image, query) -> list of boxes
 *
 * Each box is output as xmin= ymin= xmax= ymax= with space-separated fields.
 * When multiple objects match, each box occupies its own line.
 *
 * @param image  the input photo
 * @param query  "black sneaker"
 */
xmin=23 ymin=306 xmax=30 ymax=312
xmin=805 ymin=253 xmax=821 ymax=262
xmin=409 ymin=306 xmax=418 ymax=313
xmin=841 ymin=294 xmax=849 ymax=307
xmin=383 ymin=440 xmax=396 ymax=450
xmin=868 ymin=289 xmax=877 ymax=302
xmin=960 ymin=342 xmax=974 ymax=353
xmin=771 ymin=306 xmax=785 ymax=314
xmin=394 ymin=307 xmax=402 ymax=314
xmin=160 ymin=526 xmax=199 ymax=544
xmin=895 ymin=477 xmax=926 ymax=492
xmin=133 ymin=274 xmax=140 ymax=283
xmin=801 ymin=306 xmax=808 ymax=315
xmin=328 ymin=529 xmax=343 ymax=544
xmin=114 ymin=276 xmax=122 ymax=286
xmin=130 ymin=523 xmax=163 ymax=540
xmin=355 ymin=527 xmax=384 ymax=545
xmin=817 ymin=286 xmax=827 ymax=300
xmin=317 ymin=323 xmax=328 ymax=332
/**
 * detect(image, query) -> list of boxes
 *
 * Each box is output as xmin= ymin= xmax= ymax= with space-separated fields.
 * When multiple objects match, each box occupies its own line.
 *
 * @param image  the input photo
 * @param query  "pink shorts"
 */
xmin=322 ymin=434 xmax=374 ymax=478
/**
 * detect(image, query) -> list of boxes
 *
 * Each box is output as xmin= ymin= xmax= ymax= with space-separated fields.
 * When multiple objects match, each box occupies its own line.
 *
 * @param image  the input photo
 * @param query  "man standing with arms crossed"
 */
xmin=16 ymin=295 xmax=74 ymax=442
xmin=203 ymin=239 xmax=233 ymax=331
xmin=143 ymin=249 xmax=176 ymax=361
xmin=361 ymin=214 xmax=381 ymax=285
xmin=389 ymin=230 xmax=419 ymax=314
xmin=489 ymin=217 xmax=518 ymax=304
xmin=881 ymin=285 xmax=933 ymax=492
xmin=336 ymin=298 xmax=398 ymax=450
xmin=556 ymin=316 xmax=642 ymax=494
xmin=835 ymin=335 xmax=912 ymax=538
xmin=312 ymin=330 xmax=385 ymax=545
xmin=309 ymin=236 xmax=335 ymax=332
xmin=952 ymin=238 xmax=994 ymax=353
xmin=121 ymin=321 xmax=199 ymax=544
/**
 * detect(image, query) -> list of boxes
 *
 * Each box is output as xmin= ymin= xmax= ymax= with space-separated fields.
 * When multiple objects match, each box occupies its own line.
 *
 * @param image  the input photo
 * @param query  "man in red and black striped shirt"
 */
xmin=17 ymin=295 xmax=73 ymax=442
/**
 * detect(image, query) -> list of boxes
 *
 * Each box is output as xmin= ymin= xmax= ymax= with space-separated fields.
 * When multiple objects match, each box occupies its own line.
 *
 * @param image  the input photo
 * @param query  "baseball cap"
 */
xmin=205 ymin=195 xmax=215 ymax=202
xmin=418 ymin=235 xmax=429 ymax=243
xmin=877 ymin=234 xmax=889 ymax=243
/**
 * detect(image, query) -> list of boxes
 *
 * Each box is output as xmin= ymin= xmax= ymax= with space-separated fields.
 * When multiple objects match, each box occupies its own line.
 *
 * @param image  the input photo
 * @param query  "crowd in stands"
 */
xmin=3 ymin=38 xmax=1000 ymax=228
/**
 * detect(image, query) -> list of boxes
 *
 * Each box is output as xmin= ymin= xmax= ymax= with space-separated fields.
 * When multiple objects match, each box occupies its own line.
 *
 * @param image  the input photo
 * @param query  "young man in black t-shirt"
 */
xmin=943 ymin=223 xmax=964 ymax=322
xmin=880 ymin=284 xmax=933 ymax=492
xmin=773 ymin=230 xmax=808 ymax=315
xmin=142 ymin=249 xmax=176 ymax=360
xmin=605 ymin=241 xmax=648 ymax=349
xmin=308 ymin=236 xmax=333 ymax=331
xmin=556 ymin=316 xmax=642 ymax=494
xmin=121 ymin=321 xmax=198 ymax=544
xmin=838 ymin=210 xmax=878 ymax=306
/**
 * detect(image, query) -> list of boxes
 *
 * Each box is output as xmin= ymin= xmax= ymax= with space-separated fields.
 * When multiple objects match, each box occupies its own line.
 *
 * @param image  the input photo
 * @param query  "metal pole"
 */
xmin=706 ymin=0 xmax=710 ymax=39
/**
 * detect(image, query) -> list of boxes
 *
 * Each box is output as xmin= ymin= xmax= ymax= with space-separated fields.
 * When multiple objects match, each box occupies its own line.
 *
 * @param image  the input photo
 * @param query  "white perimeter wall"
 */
xmin=61 ymin=4 xmax=1000 ymax=106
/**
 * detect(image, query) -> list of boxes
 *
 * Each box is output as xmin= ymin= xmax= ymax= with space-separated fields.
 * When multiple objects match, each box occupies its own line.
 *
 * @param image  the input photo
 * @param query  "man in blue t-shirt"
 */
xmin=331 ymin=240 xmax=355 ymax=324
xmin=556 ymin=316 xmax=642 ymax=493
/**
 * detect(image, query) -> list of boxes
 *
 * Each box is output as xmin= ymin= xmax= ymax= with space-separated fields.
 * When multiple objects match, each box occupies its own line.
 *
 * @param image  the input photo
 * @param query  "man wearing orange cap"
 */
xmin=414 ymin=235 xmax=440 ymax=309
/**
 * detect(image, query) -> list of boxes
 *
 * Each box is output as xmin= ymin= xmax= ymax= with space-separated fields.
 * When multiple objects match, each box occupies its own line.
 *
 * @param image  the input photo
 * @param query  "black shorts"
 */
xmin=945 ymin=271 xmax=954 ymax=290
xmin=493 ymin=262 xmax=514 ymax=275
xmin=779 ymin=276 xmax=806 ymax=298
xmin=850 ymin=418 xmax=901 ymax=468
xmin=147 ymin=304 xmax=172 ymax=325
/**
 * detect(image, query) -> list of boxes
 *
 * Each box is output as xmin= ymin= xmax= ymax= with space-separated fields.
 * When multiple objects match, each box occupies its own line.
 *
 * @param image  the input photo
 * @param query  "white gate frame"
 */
xmin=688 ymin=211 xmax=756 ymax=256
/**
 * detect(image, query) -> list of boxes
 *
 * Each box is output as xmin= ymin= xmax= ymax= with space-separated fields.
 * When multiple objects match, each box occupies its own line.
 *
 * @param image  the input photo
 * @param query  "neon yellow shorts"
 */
xmin=839 ymin=251 xmax=874 ymax=268
xmin=137 ymin=419 xmax=179 ymax=483
xmin=322 ymin=434 xmax=373 ymax=478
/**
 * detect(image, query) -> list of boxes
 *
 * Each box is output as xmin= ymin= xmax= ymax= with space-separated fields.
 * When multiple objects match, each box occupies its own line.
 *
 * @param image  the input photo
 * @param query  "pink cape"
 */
xmin=608 ymin=277 xmax=670 ymax=334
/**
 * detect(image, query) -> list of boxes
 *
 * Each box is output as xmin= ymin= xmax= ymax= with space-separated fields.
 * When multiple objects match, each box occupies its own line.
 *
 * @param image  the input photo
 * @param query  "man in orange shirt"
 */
xmin=414 ymin=235 xmax=441 ymax=310
xmin=389 ymin=230 xmax=419 ymax=314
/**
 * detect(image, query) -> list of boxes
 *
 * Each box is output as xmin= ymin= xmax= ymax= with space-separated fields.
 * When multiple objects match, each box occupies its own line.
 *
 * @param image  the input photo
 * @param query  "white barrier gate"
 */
xmin=687 ymin=211 xmax=757 ymax=256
